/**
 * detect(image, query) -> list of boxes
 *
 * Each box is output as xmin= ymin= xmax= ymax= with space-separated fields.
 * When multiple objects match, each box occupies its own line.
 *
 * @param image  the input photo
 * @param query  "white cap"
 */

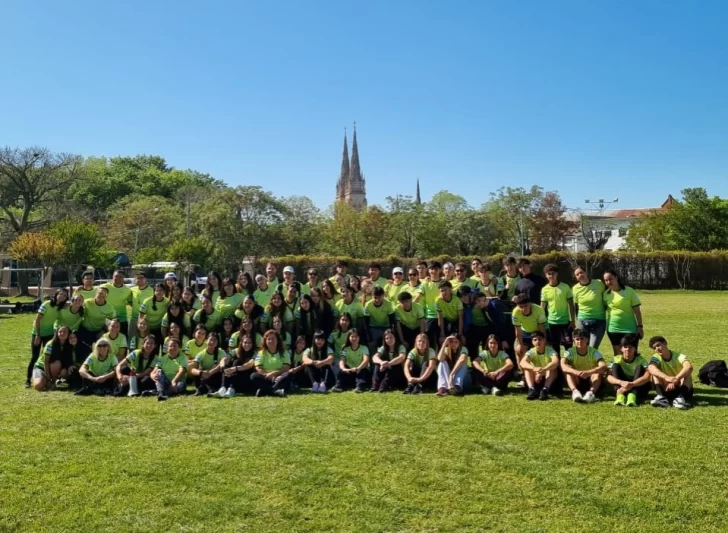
xmin=283 ymin=266 xmax=295 ymax=274
xmin=444 ymin=262 xmax=454 ymax=269
xmin=392 ymin=267 xmax=404 ymax=275
xmin=164 ymin=272 xmax=177 ymax=280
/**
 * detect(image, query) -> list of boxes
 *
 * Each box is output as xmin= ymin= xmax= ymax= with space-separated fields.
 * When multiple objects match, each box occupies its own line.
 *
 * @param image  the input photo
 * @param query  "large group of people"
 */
xmin=26 ymin=257 xmax=694 ymax=407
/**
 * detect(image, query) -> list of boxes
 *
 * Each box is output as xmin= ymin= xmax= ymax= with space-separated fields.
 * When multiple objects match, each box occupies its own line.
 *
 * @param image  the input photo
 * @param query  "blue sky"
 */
xmin=3 ymin=0 xmax=727 ymax=211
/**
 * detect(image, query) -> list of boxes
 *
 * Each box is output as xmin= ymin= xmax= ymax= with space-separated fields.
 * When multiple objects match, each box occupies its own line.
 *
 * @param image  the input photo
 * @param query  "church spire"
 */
xmin=416 ymin=178 xmax=421 ymax=205
xmin=336 ymin=129 xmax=349 ymax=203
xmin=350 ymin=122 xmax=361 ymax=185
xmin=347 ymin=121 xmax=367 ymax=211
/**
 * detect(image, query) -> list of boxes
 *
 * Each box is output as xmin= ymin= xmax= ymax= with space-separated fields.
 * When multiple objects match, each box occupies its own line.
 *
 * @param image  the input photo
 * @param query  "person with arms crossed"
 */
xmin=607 ymin=334 xmax=651 ymax=407
xmin=521 ymin=331 xmax=559 ymax=401
xmin=561 ymin=329 xmax=607 ymax=403
xmin=647 ymin=336 xmax=693 ymax=409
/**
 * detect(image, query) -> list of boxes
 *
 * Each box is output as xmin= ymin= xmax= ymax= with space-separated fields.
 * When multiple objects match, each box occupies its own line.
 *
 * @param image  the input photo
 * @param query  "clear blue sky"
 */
xmin=3 ymin=0 xmax=727 ymax=211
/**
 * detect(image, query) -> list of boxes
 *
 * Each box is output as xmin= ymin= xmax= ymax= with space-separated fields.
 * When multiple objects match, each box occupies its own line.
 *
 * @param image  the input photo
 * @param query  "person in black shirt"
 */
xmin=515 ymin=258 xmax=547 ymax=305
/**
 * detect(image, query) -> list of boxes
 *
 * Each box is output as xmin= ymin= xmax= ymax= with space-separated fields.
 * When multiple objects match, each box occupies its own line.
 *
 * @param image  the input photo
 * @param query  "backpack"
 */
xmin=698 ymin=360 xmax=728 ymax=388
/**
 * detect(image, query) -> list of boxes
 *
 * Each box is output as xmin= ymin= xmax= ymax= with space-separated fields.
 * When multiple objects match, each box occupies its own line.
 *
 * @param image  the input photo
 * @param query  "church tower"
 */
xmin=335 ymin=130 xmax=349 ymax=204
xmin=334 ymin=123 xmax=368 ymax=211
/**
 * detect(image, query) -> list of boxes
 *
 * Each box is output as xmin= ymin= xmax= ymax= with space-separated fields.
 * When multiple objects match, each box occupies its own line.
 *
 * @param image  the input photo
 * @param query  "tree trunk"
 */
xmin=17 ymin=269 xmax=30 ymax=296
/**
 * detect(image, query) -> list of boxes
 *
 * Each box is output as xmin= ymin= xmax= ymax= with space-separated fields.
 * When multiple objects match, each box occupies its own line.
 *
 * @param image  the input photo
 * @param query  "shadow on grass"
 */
xmin=694 ymin=390 xmax=728 ymax=407
xmin=694 ymin=387 xmax=728 ymax=395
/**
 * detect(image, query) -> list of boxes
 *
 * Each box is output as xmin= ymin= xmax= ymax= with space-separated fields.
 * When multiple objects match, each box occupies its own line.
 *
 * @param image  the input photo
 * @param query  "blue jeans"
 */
xmin=436 ymin=361 xmax=470 ymax=391
xmin=577 ymin=319 xmax=606 ymax=349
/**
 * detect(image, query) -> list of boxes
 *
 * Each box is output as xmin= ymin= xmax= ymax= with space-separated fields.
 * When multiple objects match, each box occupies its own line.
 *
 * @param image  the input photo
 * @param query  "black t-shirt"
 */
xmin=516 ymin=273 xmax=546 ymax=304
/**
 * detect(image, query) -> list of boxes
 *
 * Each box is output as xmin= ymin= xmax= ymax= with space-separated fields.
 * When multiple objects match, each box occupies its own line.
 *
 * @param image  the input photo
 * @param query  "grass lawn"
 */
xmin=2 ymin=291 xmax=728 ymax=532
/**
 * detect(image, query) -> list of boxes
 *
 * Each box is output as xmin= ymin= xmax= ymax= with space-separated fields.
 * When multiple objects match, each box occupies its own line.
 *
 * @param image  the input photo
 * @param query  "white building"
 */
xmin=564 ymin=196 xmax=675 ymax=252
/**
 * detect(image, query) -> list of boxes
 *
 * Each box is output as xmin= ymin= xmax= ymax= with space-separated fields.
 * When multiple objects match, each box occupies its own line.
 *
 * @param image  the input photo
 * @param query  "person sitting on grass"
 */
xmin=606 ymin=334 xmax=651 ymax=407
xmin=371 ymin=329 xmax=407 ymax=393
xmin=75 ymin=338 xmax=118 ymax=396
xmin=403 ymin=333 xmax=437 ymax=394
xmin=114 ymin=335 xmax=158 ymax=396
xmin=32 ymin=325 xmax=76 ymax=392
xmin=647 ymin=335 xmax=694 ymax=410
xmin=511 ymin=293 xmax=547 ymax=370
xmin=189 ymin=333 xmax=226 ymax=396
xmin=162 ymin=322 xmax=190 ymax=358
xmin=561 ymin=329 xmax=607 ymax=404
xmin=215 ymin=334 xmax=257 ymax=398
xmin=436 ymin=334 xmax=469 ymax=397
xmin=521 ymin=331 xmax=559 ymax=401
xmin=472 ymin=334 xmax=514 ymax=396
xmin=152 ymin=337 xmax=188 ymax=401
xmin=332 ymin=329 xmax=370 ymax=393
xmin=250 ymin=330 xmax=291 ymax=398
xmin=288 ymin=335 xmax=309 ymax=391
xmin=302 ymin=331 xmax=335 ymax=393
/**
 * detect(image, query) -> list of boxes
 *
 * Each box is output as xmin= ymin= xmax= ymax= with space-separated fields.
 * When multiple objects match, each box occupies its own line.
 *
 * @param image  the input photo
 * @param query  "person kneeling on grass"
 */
xmin=436 ymin=335 xmax=469 ymax=397
xmin=152 ymin=337 xmax=188 ymax=401
xmin=33 ymin=325 xmax=77 ymax=392
xmin=250 ymin=330 xmax=291 ymax=398
xmin=561 ymin=329 xmax=607 ymax=404
xmin=115 ymin=335 xmax=158 ymax=396
xmin=216 ymin=334 xmax=257 ymax=398
xmin=607 ymin=334 xmax=651 ymax=407
xmin=332 ymin=329 xmax=370 ymax=393
xmin=521 ymin=331 xmax=559 ymax=401
xmin=403 ymin=333 xmax=437 ymax=394
xmin=472 ymin=334 xmax=514 ymax=396
xmin=189 ymin=333 xmax=226 ymax=397
xmin=75 ymin=338 xmax=118 ymax=396
xmin=303 ymin=331 xmax=335 ymax=393
xmin=647 ymin=336 xmax=694 ymax=410
xmin=371 ymin=329 xmax=407 ymax=393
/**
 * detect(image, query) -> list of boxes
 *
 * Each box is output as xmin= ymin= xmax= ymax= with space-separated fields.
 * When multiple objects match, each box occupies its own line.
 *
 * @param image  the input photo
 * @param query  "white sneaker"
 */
xmin=223 ymin=387 xmax=236 ymax=398
xmin=492 ymin=387 xmax=503 ymax=396
xmin=516 ymin=380 xmax=525 ymax=388
xmin=572 ymin=390 xmax=584 ymax=403
xmin=651 ymin=395 xmax=670 ymax=408
xmin=583 ymin=390 xmax=597 ymax=403
xmin=312 ymin=382 xmax=319 ymax=393
xmin=319 ymin=382 xmax=327 ymax=394
xmin=673 ymin=396 xmax=689 ymax=410
xmin=214 ymin=386 xmax=226 ymax=398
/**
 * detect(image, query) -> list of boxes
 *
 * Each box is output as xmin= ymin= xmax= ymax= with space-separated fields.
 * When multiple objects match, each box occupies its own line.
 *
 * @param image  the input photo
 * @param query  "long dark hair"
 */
xmin=297 ymin=294 xmax=315 ymax=338
xmin=197 ymin=296 xmax=214 ymax=326
xmin=343 ymin=328 xmax=361 ymax=349
xmin=49 ymin=288 xmax=69 ymax=308
xmin=311 ymin=330 xmax=328 ymax=360
xmin=164 ymin=300 xmax=185 ymax=331
xmin=380 ymin=328 xmax=399 ymax=355
xmin=310 ymin=287 xmax=334 ymax=335
xmin=50 ymin=325 xmax=73 ymax=362
xmin=236 ymin=272 xmax=255 ymax=295
xmin=152 ymin=283 xmax=166 ymax=311
xmin=181 ymin=285 xmax=198 ymax=312
xmin=236 ymin=333 xmax=257 ymax=362
xmin=133 ymin=335 xmax=158 ymax=373
xmin=604 ymin=269 xmax=625 ymax=291
xmin=203 ymin=271 xmax=223 ymax=300
xmin=218 ymin=278 xmax=237 ymax=301
xmin=334 ymin=312 xmax=353 ymax=334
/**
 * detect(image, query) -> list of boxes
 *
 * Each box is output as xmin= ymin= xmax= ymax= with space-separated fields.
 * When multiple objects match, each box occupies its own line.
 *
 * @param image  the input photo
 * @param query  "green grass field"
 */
xmin=2 ymin=291 xmax=728 ymax=533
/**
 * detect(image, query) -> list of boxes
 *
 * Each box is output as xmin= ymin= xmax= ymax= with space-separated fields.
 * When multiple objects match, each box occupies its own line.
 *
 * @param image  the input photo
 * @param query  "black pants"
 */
xmin=305 ymin=364 xmax=333 ymax=387
xmin=548 ymin=323 xmax=572 ymax=355
xmin=476 ymin=369 xmax=512 ymax=389
xmin=76 ymin=326 xmax=101 ymax=364
xmin=116 ymin=374 xmax=156 ymax=395
xmin=250 ymin=372 xmax=290 ymax=395
xmin=441 ymin=319 xmax=458 ymax=338
xmin=465 ymin=324 xmax=494 ymax=359
xmin=222 ymin=368 xmax=255 ymax=394
xmin=425 ymin=319 xmax=440 ymax=352
xmin=335 ymin=367 xmax=369 ymax=391
xmin=400 ymin=326 xmax=420 ymax=352
xmin=367 ymin=326 xmax=387 ymax=354
xmin=81 ymin=373 xmax=116 ymax=393
xmin=195 ymin=371 xmax=223 ymax=392
xmin=372 ymin=363 xmax=404 ymax=391
xmin=27 ymin=334 xmax=53 ymax=381
xmin=654 ymin=381 xmax=693 ymax=401
xmin=611 ymin=365 xmax=651 ymax=399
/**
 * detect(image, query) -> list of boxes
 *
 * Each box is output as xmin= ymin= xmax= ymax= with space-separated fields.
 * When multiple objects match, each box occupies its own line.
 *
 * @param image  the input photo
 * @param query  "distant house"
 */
xmin=564 ymin=195 xmax=676 ymax=252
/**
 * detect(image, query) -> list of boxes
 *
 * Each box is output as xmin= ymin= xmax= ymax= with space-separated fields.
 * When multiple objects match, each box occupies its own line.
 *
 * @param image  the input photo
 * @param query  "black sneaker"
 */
xmin=413 ymin=384 xmax=423 ymax=395
xmin=403 ymin=384 xmax=414 ymax=395
xmin=140 ymin=390 xmax=157 ymax=397
xmin=74 ymin=386 xmax=92 ymax=396
xmin=157 ymin=394 xmax=169 ymax=402
xmin=539 ymin=388 xmax=549 ymax=401
xmin=453 ymin=385 xmax=463 ymax=396
xmin=113 ymin=388 xmax=126 ymax=397
xmin=24 ymin=379 xmax=31 ymax=389
xmin=94 ymin=388 xmax=107 ymax=397
xmin=526 ymin=387 xmax=538 ymax=401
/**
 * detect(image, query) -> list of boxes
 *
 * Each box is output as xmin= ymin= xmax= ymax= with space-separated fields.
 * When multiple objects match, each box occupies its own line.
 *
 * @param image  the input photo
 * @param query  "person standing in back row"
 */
xmin=572 ymin=266 xmax=607 ymax=349
xmin=102 ymin=271 xmax=133 ymax=337
xmin=515 ymin=258 xmax=546 ymax=305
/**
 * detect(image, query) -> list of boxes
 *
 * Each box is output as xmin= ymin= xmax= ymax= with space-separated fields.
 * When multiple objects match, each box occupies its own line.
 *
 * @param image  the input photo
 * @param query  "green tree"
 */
xmin=47 ymin=219 xmax=109 ymax=287
xmin=166 ymin=237 xmax=212 ymax=270
xmin=384 ymin=195 xmax=422 ymax=257
xmin=529 ymin=191 xmax=576 ymax=253
xmin=320 ymin=202 xmax=367 ymax=257
xmin=276 ymin=196 xmax=322 ymax=255
xmin=625 ymin=212 xmax=675 ymax=251
xmin=488 ymin=186 xmax=544 ymax=255
xmin=8 ymin=231 xmax=65 ymax=294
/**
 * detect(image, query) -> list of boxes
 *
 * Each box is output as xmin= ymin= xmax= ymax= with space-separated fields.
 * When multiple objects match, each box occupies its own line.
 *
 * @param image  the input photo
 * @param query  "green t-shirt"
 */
xmin=102 ymin=332 xmax=128 ymax=359
xmin=253 ymin=285 xmax=276 ymax=309
xmin=335 ymin=299 xmax=365 ymax=321
xmin=341 ymin=345 xmax=369 ymax=368
xmin=603 ymin=287 xmax=641 ymax=333
xmin=384 ymin=282 xmax=407 ymax=303
xmin=564 ymin=346 xmax=603 ymax=371
xmin=131 ymin=286 xmax=154 ymax=320
xmin=407 ymin=347 xmax=436 ymax=367
xmin=261 ymin=307 xmax=294 ymax=327
xmin=611 ymin=354 xmax=648 ymax=379
xmin=435 ymin=295 xmax=463 ymax=321
xmin=303 ymin=346 xmax=334 ymax=362
xmin=194 ymin=348 xmax=226 ymax=371
xmin=376 ymin=345 xmax=406 ymax=362
xmin=421 ymin=279 xmax=443 ymax=319
xmin=254 ymin=350 xmax=291 ymax=372
xmin=33 ymin=300 xmax=61 ymax=337
xmin=101 ymin=283 xmax=132 ymax=323
xmin=525 ymin=346 xmax=558 ymax=368
xmin=540 ymin=282 xmax=573 ymax=325
xmin=215 ymin=293 xmax=245 ymax=320
xmin=54 ymin=305 xmax=83 ymax=332
xmin=470 ymin=305 xmax=492 ymax=327
xmin=229 ymin=332 xmax=263 ymax=352
xmin=192 ymin=308 xmax=221 ymax=331
xmin=84 ymin=353 xmax=118 ymax=376
xmin=395 ymin=302 xmax=425 ymax=330
xmin=162 ymin=336 xmax=190 ymax=357
xmin=399 ymin=283 xmax=424 ymax=300
xmin=300 ymin=281 xmax=322 ymax=295
xmin=328 ymin=331 xmax=348 ymax=356
xmin=512 ymin=304 xmax=547 ymax=335
xmin=450 ymin=278 xmax=476 ymax=292
xmin=140 ymin=297 xmax=169 ymax=330
xmin=499 ymin=274 xmax=521 ymax=299
xmin=572 ymin=280 xmax=606 ymax=320
xmin=82 ymin=300 xmax=116 ymax=332
xmin=74 ymin=287 xmax=97 ymax=301
xmin=370 ymin=277 xmax=388 ymax=290
xmin=155 ymin=353 xmax=188 ymax=381
xmin=649 ymin=350 xmax=688 ymax=377
xmin=126 ymin=349 xmax=157 ymax=374
xmin=186 ymin=339 xmax=208 ymax=361
xmin=477 ymin=350 xmax=510 ymax=372
xmin=364 ymin=299 xmax=395 ymax=328
xmin=36 ymin=340 xmax=73 ymax=368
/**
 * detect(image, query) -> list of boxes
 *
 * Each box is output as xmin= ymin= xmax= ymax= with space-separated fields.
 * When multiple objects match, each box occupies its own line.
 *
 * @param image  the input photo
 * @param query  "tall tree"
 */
xmin=103 ymin=195 xmax=181 ymax=257
xmin=47 ymin=219 xmax=109 ymax=288
xmin=384 ymin=195 xmax=422 ymax=258
xmin=276 ymin=196 xmax=321 ymax=255
xmin=8 ymin=231 xmax=65 ymax=294
xmin=487 ymin=186 xmax=543 ymax=255
xmin=529 ymin=191 xmax=576 ymax=253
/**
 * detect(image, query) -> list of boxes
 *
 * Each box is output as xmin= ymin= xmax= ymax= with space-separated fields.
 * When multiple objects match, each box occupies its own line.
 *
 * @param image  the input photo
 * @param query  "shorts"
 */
xmin=607 ymin=331 xmax=638 ymax=347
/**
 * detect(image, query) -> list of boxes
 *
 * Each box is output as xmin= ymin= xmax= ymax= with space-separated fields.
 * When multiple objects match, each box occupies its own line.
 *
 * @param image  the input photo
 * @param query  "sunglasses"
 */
xmin=408 ymin=273 xmax=417 ymax=277
xmin=455 ymin=269 xmax=464 ymax=273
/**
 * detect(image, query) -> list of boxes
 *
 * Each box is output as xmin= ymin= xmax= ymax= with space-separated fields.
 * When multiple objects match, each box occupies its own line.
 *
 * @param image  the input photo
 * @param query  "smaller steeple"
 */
xmin=415 ymin=178 xmax=422 ymax=205
xmin=336 ymin=128 xmax=349 ymax=203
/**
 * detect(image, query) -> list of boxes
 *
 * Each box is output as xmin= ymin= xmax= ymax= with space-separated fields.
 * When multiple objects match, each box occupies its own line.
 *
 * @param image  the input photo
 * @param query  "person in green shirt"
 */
xmin=364 ymin=286 xmax=395 ymax=353
xmin=162 ymin=322 xmax=190 ymax=358
xmin=281 ymin=284 xmax=300 ymax=334
xmin=152 ymin=337 xmax=188 ymax=401
xmin=54 ymin=294 xmax=84 ymax=333
xmin=561 ymin=329 xmax=607 ymax=403
xmin=472 ymin=334 xmax=514 ymax=396
xmin=251 ymin=330 xmax=291 ymax=397
xmin=335 ymin=285 xmax=364 ymax=325
xmin=288 ymin=335 xmax=309 ymax=391
xmin=497 ymin=256 xmax=521 ymax=301
xmin=328 ymin=313 xmax=353 ymax=378
xmin=201 ymin=271 xmax=223 ymax=306
xmin=436 ymin=335 xmax=469 ymax=396
xmin=115 ymin=335 xmax=158 ymax=396
xmin=27 ymin=288 xmax=68 ymax=387
xmin=367 ymin=262 xmax=388 ymax=290
xmin=400 ymin=268 xmax=424 ymax=303
xmin=139 ymin=283 xmax=169 ymax=344
xmin=416 ymin=261 xmax=429 ymax=282
xmin=265 ymin=261 xmax=281 ymax=290
xmin=78 ymin=288 xmax=116 ymax=364
xmin=301 ymin=268 xmax=322 ymax=296
xmin=403 ymin=333 xmax=437 ymax=394
xmin=180 ymin=285 xmax=200 ymax=336
xmin=521 ymin=332 xmax=559 ymax=401
xmin=254 ymin=274 xmax=276 ymax=309
xmin=102 ymin=271 xmax=133 ymax=336
xmin=395 ymin=291 xmax=426 ymax=351
xmin=572 ymin=266 xmax=607 ymax=349
xmin=303 ymin=330 xmax=335 ymax=393
xmin=129 ymin=317 xmax=152 ymax=352
xmin=261 ymin=291 xmax=292 ymax=332
xmin=230 ymin=318 xmax=263 ymax=353
xmin=435 ymin=281 xmax=464 ymax=347
xmin=451 ymin=263 xmax=475 ymax=292
xmin=235 ymin=271 xmax=255 ymax=297
xmin=271 ymin=315 xmax=292 ymax=351
xmin=187 ymin=325 xmax=209 ymax=361
xmin=215 ymin=278 xmax=244 ymax=321
xmin=75 ymin=338 xmax=117 ymax=396
xmin=161 ymin=300 xmax=185 ymax=339
xmin=648 ymin=336 xmax=693 ymax=409
xmin=192 ymin=295 xmax=221 ymax=334
xmin=384 ymin=267 xmax=407 ymax=302
xmin=294 ymin=294 xmax=316 ymax=346
xmin=603 ymin=269 xmax=644 ymax=356
xmin=541 ymin=263 xmax=576 ymax=355
xmin=130 ymin=272 xmax=154 ymax=340
xmin=465 ymin=291 xmax=495 ymax=360
xmin=189 ymin=333 xmax=226 ymax=396
xmin=103 ymin=318 xmax=128 ymax=361
xmin=607 ymin=334 xmax=651 ymax=407
xmin=421 ymin=261 xmax=443 ymax=349
xmin=73 ymin=270 xmax=96 ymax=301
xmin=511 ymin=294 xmax=547 ymax=365
xmin=321 ymin=279 xmax=340 ymax=307
xmin=32 ymin=325 xmax=76 ymax=391
xmin=332 ymin=329 xmax=370 ymax=393
xmin=473 ymin=263 xmax=497 ymax=297
xmin=371 ymin=329 xmax=407 ymax=392
xmin=216 ymin=333 xmax=257 ymax=397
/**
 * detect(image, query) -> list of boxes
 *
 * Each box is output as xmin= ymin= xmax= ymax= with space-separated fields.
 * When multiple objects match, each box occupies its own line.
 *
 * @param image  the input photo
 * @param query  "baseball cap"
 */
xmin=283 ymin=266 xmax=295 ymax=274
xmin=392 ymin=267 xmax=404 ymax=275
xmin=164 ymin=272 xmax=177 ymax=281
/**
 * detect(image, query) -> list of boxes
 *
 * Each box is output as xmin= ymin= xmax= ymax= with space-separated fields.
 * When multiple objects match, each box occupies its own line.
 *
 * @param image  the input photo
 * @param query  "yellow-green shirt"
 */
xmin=186 ymin=339 xmax=207 ymax=360
xmin=611 ymin=354 xmax=648 ymax=379
xmin=395 ymin=302 xmax=425 ymax=330
xmin=649 ymin=350 xmax=688 ymax=377
xmin=328 ymin=330 xmax=348 ymax=357
xmin=421 ymin=279 xmax=443 ymax=319
xmin=603 ymin=287 xmax=641 ymax=334
xmin=540 ymin=282 xmax=573 ymax=325
xmin=477 ymin=350 xmax=510 ymax=372
xmin=33 ymin=300 xmax=61 ymax=337
xmin=84 ymin=353 xmax=118 ymax=376
xmin=215 ymin=293 xmax=245 ymax=320
xmin=525 ymin=347 xmax=558 ymax=368
xmin=192 ymin=308 xmax=221 ymax=331
xmin=364 ymin=299 xmax=395 ymax=328
xmin=194 ymin=348 xmax=227 ymax=371
xmin=155 ymin=353 xmax=188 ymax=381
xmin=572 ymin=279 xmax=606 ymax=320
xmin=435 ymin=295 xmax=463 ymax=322
xmin=254 ymin=350 xmax=291 ymax=372
xmin=54 ymin=305 xmax=83 ymax=332
xmin=564 ymin=346 xmax=603 ymax=371
xmin=384 ymin=282 xmax=407 ymax=302
xmin=407 ymin=347 xmax=436 ymax=367
xmin=140 ymin=297 xmax=169 ymax=330
xmin=341 ymin=345 xmax=369 ymax=368
xmin=101 ymin=283 xmax=132 ymax=323
xmin=131 ymin=285 xmax=154 ymax=320
xmin=102 ymin=332 xmax=128 ymax=359
xmin=82 ymin=299 xmax=116 ymax=332
xmin=253 ymin=285 xmax=276 ymax=309
xmin=74 ymin=287 xmax=97 ymax=301
xmin=511 ymin=304 xmax=547 ymax=335
xmin=335 ymin=299 xmax=365 ymax=321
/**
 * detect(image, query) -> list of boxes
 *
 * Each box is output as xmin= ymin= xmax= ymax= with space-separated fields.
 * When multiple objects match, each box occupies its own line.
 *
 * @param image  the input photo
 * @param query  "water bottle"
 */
xmin=128 ymin=371 xmax=140 ymax=397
